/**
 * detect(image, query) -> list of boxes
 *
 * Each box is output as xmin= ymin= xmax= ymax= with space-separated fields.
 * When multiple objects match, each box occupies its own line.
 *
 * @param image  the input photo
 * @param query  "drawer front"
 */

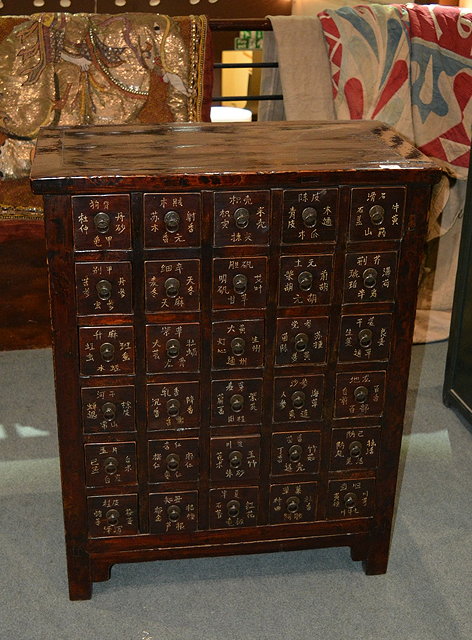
xmin=75 ymin=261 xmax=132 ymax=316
xmin=147 ymin=381 xmax=200 ymax=430
xmin=79 ymin=326 xmax=135 ymax=376
xmin=144 ymin=193 xmax=201 ymax=248
xmin=81 ymin=385 xmax=135 ymax=433
xmin=149 ymin=491 xmax=198 ymax=534
xmin=212 ymin=257 xmax=268 ymax=309
xmin=282 ymin=188 xmax=338 ymax=244
xmin=269 ymin=482 xmax=318 ymax=524
xmin=148 ymin=438 xmax=199 ymax=483
xmin=327 ymin=478 xmax=375 ymax=519
xmin=212 ymin=319 xmax=264 ymax=370
xmin=146 ymin=323 xmax=200 ymax=373
xmin=273 ymin=375 xmax=324 ymax=423
xmin=279 ymin=255 xmax=333 ymax=307
xmin=72 ymin=195 xmax=131 ymax=251
xmin=84 ymin=442 xmax=137 ymax=488
xmin=209 ymin=486 xmax=258 ymax=529
xmin=330 ymin=426 xmax=381 ymax=471
xmin=338 ymin=313 xmax=393 ymax=362
xmin=210 ymin=435 xmax=261 ymax=482
xmin=334 ymin=371 xmax=386 ymax=418
xmin=349 ymin=187 xmax=406 ymax=242
xmin=145 ymin=259 xmax=200 ymax=312
xmin=213 ymin=190 xmax=270 ymax=247
xmin=87 ymin=494 xmax=138 ymax=538
xmin=275 ymin=316 xmax=329 ymax=366
xmin=211 ymin=378 xmax=263 ymax=427
xmin=271 ymin=431 xmax=321 ymax=476
xmin=343 ymin=251 xmax=397 ymax=304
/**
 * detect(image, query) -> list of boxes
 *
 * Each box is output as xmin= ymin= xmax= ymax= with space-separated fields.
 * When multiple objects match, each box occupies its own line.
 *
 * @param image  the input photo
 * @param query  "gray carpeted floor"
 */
xmin=0 ymin=342 xmax=471 ymax=640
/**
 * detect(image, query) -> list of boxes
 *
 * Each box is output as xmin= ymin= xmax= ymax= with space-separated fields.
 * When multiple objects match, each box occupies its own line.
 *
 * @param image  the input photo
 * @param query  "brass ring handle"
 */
xmin=230 ymin=394 xmax=244 ymax=413
xmin=288 ymin=444 xmax=303 ymax=462
xmin=164 ymin=210 xmax=180 ymax=233
xmin=101 ymin=402 xmax=117 ymax=421
xmin=105 ymin=509 xmax=120 ymax=525
xmin=167 ymin=398 xmax=181 ymax=417
xmin=166 ymin=453 xmax=181 ymax=472
xmin=369 ymin=205 xmax=384 ymax=225
xmin=104 ymin=456 xmax=118 ymax=475
xmin=100 ymin=342 xmax=115 ymax=363
xmin=231 ymin=337 xmax=245 ymax=356
xmin=363 ymin=268 xmax=377 ymax=289
xmin=294 ymin=332 xmax=309 ymax=352
xmin=349 ymin=441 xmax=362 ymax=458
xmin=298 ymin=271 xmax=313 ymax=291
xmin=227 ymin=499 xmax=240 ymax=518
xmin=344 ymin=492 xmax=357 ymax=509
xmin=96 ymin=279 xmax=112 ymax=301
xmin=358 ymin=328 xmax=373 ymax=348
xmin=94 ymin=212 xmax=110 ymax=234
xmin=233 ymin=273 xmax=248 ymax=294
xmin=166 ymin=338 xmax=180 ymax=359
xmin=302 ymin=206 xmax=317 ymax=228
xmin=228 ymin=450 xmax=243 ymax=469
xmin=234 ymin=207 xmax=250 ymax=229
xmin=291 ymin=390 xmax=306 ymax=410
xmin=165 ymin=277 xmax=180 ymax=298
xmin=167 ymin=504 xmax=182 ymax=522
xmin=286 ymin=496 xmax=300 ymax=514
xmin=353 ymin=385 xmax=369 ymax=403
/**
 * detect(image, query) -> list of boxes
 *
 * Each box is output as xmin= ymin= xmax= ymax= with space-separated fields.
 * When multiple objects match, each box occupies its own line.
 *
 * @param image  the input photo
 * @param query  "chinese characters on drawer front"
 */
xmin=149 ymin=491 xmax=198 ymax=534
xmin=338 ymin=314 xmax=392 ymax=362
xmin=349 ymin=187 xmax=405 ymax=241
xmin=271 ymin=431 xmax=321 ymax=476
xmin=87 ymin=494 xmax=138 ymax=538
xmin=212 ymin=319 xmax=264 ymax=369
xmin=84 ymin=442 xmax=137 ymax=488
xmin=211 ymin=379 xmax=263 ymax=426
xmin=210 ymin=436 xmax=260 ymax=481
xmin=145 ymin=260 xmax=200 ymax=312
xmin=209 ymin=487 xmax=258 ymax=529
xmin=144 ymin=193 xmax=200 ymax=247
xmin=275 ymin=317 xmax=329 ymax=366
xmin=146 ymin=323 xmax=200 ymax=373
xmin=79 ymin=326 xmax=135 ymax=376
xmin=282 ymin=189 xmax=338 ymax=244
xmin=214 ymin=191 xmax=270 ymax=246
xmin=72 ymin=195 xmax=131 ymax=250
xmin=334 ymin=371 xmax=386 ymax=418
xmin=147 ymin=382 xmax=200 ymax=430
xmin=270 ymin=482 xmax=318 ymax=524
xmin=148 ymin=438 xmax=199 ymax=483
xmin=279 ymin=255 xmax=333 ymax=307
xmin=81 ymin=385 xmax=135 ymax=433
xmin=330 ymin=427 xmax=381 ymax=471
xmin=212 ymin=257 xmax=267 ymax=309
xmin=343 ymin=252 xmax=397 ymax=303
xmin=273 ymin=375 xmax=324 ymax=423
xmin=75 ymin=262 xmax=132 ymax=315
xmin=327 ymin=478 xmax=375 ymax=519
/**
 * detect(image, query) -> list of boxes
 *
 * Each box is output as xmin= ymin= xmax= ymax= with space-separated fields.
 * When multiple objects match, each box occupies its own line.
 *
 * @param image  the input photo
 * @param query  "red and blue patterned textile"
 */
xmin=318 ymin=4 xmax=471 ymax=174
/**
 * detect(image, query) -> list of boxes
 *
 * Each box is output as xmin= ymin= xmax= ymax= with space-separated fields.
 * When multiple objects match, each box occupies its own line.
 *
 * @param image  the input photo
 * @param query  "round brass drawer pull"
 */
xmin=166 ymin=453 xmax=180 ymax=472
xmin=230 ymin=394 xmax=244 ymax=413
xmin=231 ymin=337 xmax=245 ymax=356
xmin=100 ymin=342 xmax=115 ymax=362
xmin=369 ymin=204 xmax=384 ymax=225
xmin=298 ymin=270 xmax=313 ymax=291
xmin=294 ymin=332 xmax=309 ymax=352
xmin=165 ymin=277 xmax=180 ymax=298
xmin=288 ymin=444 xmax=303 ymax=462
xmin=228 ymin=450 xmax=243 ymax=469
xmin=164 ymin=210 xmax=180 ymax=233
xmin=234 ymin=207 xmax=250 ymax=229
xmin=167 ymin=398 xmax=180 ymax=417
xmin=349 ymin=441 xmax=362 ymax=458
xmin=358 ymin=328 xmax=373 ymax=348
xmin=302 ymin=206 xmax=317 ymax=228
xmin=233 ymin=273 xmax=248 ymax=294
xmin=96 ymin=279 xmax=112 ymax=301
xmin=227 ymin=499 xmax=240 ymax=518
xmin=344 ymin=492 xmax=357 ymax=509
xmin=166 ymin=338 xmax=180 ymax=359
xmin=291 ymin=390 xmax=306 ymax=410
xmin=167 ymin=504 xmax=182 ymax=522
xmin=105 ymin=509 xmax=120 ymax=525
xmin=363 ymin=268 xmax=377 ymax=289
xmin=286 ymin=496 xmax=300 ymax=514
xmin=101 ymin=402 xmax=117 ymax=421
xmin=354 ymin=385 xmax=369 ymax=403
xmin=94 ymin=211 xmax=110 ymax=234
xmin=104 ymin=456 xmax=118 ymax=475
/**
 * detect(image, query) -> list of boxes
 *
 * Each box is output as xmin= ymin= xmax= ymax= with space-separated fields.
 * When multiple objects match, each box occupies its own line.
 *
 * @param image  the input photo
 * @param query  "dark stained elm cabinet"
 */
xmin=30 ymin=121 xmax=441 ymax=600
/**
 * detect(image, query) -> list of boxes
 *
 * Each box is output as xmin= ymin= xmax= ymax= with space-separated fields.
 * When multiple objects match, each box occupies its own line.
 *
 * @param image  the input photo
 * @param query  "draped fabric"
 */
xmin=0 ymin=13 xmax=212 ymax=181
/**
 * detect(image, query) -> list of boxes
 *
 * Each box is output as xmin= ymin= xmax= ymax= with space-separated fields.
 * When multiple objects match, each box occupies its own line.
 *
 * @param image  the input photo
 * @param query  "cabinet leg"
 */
xmin=67 ymin=554 xmax=93 ymax=601
xmin=350 ymin=541 xmax=368 ymax=562
xmin=362 ymin=543 xmax=390 ymax=575
xmin=92 ymin=560 xmax=113 ymax=583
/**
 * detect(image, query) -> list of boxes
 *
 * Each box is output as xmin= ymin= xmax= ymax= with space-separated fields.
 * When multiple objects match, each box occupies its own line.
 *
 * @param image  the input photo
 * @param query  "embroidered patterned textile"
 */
xmin=318 ymin=4 xmax=471 ymax=175
xmin=0 ymin=13 xmax=212 ymax=181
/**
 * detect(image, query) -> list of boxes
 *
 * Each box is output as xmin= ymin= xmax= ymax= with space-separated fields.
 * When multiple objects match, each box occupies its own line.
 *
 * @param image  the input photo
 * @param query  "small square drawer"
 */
xmin=79 ymin=326 xmax=135 ymax=377
xmin=211 ymin=378 xmax=263 ymax=427
xmin=210 ymin=435 xmax=261 ymax=482
xmin=282 ymin=188 xmax=338 ymax=244
xmin=149 ymin=491 xmax=198 ymax=534
xmin=273 ymin=375 xmax=324 ymax=423
xmin=338 ymin=314 xmax=393 ymax=362
xmin=343 ymin=252 xmax=397 ymax=304
xmin=84 ymin=442 xmax=137 ymax=488
xmin=209 ymin=486 xmax=258 ymax=529
xmin=147 ymin=381 xmax=200 ymax=431
xmin=212 ymin=257 xmax=268 ymax=310
xmin=214 ymin=190 xmax=270 ymax=247
xmin=275 ymin=316 xmax=329 ymax=366
xmin=330 ymin=426 xmax=381 ymax=471
xmin=349 ymin=187 xmax=406 ymax=242
xmin=145 ymin=259 xmax=200 ymax=312
xmin=212 ymin=319 xmax=264 ymax=370
xmin=271 ymin=431 xmax=321 ymax=476
xmin=334 ymin=371 xmax=386 ymax=418
xmin=72 ymin=195 xmax=131 ymax=251
xmin=144 ymin=193 xmax=201 ymax=247
xmin=269 ymin=482 xmax=318 ymax=524
xmin=75 ymin=262 xmax=132 ymax=316
xmin=279 ymin=255 xmax=333 ymax=307
xmin=81 ymin=385 xmax=135 ymax=433
xmin=146 ymin=323 xmax=200 ymax=373
xmin=148 ymin=438 xmax=199 ymax=483
xmin=87 ymin=494 xmax=138 ymax=538
xmin=327 ymin=478 xmax=376 ymax=519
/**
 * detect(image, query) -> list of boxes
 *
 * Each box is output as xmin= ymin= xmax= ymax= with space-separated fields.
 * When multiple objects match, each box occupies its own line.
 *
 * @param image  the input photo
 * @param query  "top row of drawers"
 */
xmin=72 ymin=187 xmax=406 ymax=251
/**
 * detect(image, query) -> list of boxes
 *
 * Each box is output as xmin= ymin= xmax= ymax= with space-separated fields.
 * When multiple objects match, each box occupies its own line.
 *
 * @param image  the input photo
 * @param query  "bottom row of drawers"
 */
xmin=88 ymin=478 xmax=375 ymax=538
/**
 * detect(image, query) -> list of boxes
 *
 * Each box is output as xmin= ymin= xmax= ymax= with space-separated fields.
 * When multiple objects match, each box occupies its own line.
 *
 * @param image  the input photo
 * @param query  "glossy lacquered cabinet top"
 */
xmin=30 ymin=121 xmax=441 ymax=193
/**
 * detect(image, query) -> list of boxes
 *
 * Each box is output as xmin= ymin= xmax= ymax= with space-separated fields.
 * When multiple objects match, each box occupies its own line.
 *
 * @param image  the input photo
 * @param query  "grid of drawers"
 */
xmin=74 ymin=185 xmax=405 ymax=537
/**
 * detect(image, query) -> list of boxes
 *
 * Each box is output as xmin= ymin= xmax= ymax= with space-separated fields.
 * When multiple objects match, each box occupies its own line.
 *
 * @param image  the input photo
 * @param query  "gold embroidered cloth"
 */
xmin=0 ymin=13 xmax=211 ymax=181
